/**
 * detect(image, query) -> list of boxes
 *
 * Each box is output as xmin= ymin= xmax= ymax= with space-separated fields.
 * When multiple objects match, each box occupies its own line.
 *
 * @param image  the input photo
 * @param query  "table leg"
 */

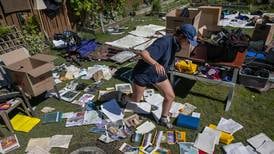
xmin=54 ymin=85 xmax=61 ymax=100
xmin=225 ymin=68 xmax=239 ymax=111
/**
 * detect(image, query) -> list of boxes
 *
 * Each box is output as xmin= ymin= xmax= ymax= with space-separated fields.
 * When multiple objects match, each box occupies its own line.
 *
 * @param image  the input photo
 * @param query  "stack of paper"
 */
xmin=217 ymin=118 xmax=243 ymax=134
xmin=194 ymin=127 xmax=221 ymax=154
xmin=247 ymin=133 xmax=274 ymax=154
xmin=136 ymin=121 xmax=155 ymax=134
xmin=101 ymin=99 xmax=124 ymax=122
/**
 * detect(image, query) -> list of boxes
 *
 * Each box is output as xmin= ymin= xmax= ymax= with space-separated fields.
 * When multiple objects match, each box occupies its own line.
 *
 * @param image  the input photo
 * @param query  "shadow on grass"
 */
xmin=174 ymin=77 xmax=225 ymax=103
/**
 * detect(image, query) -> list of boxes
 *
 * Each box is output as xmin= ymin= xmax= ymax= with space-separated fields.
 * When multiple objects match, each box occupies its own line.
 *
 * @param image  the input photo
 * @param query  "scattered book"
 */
xmin=180 ymin=103 xmax=197 ymax=115
xmin=0 ymin=134 xmax=20 ymax=154
xmin=49 ymin=135 xmax=73 ymax=149
xmin=11 ymin=114 xmax=40 ymax=133
xmin=178 ymin=142 xmax=198 ymax=154
xmin=42 ymin=112 xmax=62 ymax=124
xmin=65 ymin=112 xmax=85 ymax=127
xmin=247 ymin=133 xmax=274 ymax=154
xmin=216 ymin=117 xmax=243 ymax=134
xmin=119 ymin=143 xmax=139 ymax=153
xmin=60 ymin=90 xmax=81 ymax=102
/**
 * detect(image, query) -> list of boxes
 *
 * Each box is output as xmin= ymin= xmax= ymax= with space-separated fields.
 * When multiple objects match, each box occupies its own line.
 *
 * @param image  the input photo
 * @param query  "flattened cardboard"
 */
xmin=0 ymin=48 xmax=30 ymax=66
xmin=252 ymin=23 xmax=274 ymax=45
xmin=197 ymin=6 xmax=222 ymax=36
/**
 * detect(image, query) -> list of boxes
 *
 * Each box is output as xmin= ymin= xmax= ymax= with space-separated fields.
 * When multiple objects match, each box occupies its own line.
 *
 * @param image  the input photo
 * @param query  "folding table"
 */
xmin=169 ymin=46 xmax=246 ymax=111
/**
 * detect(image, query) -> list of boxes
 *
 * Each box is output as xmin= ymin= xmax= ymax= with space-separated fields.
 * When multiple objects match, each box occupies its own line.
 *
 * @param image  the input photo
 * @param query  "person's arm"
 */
xmin=139 ymin=50 xmax=165 ymax=76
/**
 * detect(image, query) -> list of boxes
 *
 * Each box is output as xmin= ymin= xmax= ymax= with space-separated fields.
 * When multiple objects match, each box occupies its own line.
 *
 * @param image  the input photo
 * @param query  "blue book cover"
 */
xmin=42 ymin=112 xmax=62 ymax=124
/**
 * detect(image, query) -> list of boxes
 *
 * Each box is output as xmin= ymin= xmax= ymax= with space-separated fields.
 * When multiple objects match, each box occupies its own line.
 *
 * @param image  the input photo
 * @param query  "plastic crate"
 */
xmin=239 ymin=67 xmax=270 ymax=88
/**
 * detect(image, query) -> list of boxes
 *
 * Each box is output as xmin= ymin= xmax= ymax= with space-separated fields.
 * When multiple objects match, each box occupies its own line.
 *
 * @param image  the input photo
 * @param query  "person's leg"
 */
xmin=154 ymin=79 xmax=175 ymax=128
xmin=131 ymin=83 xmax=146 ymax=102
xmin=155 ymin=79 xmax=175 ymax=117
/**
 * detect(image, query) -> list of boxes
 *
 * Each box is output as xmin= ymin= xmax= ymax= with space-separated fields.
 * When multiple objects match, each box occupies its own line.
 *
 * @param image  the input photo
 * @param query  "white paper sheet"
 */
xmin=217 ymin=118 xmax=243 ymax=134
xmin=27 ymin=146 xmax=50 ymax=154
xmin=257 ymin=141 xmax=274 ymax=154
xmin=125 ymin=102 xmax=151 ymax=114
xmin=203 ymin=127 xmax=221 ymax=145
xmin=245 ymin=145 xmax=258 ymax=154
xmin=49 ymin=135 xmax=73 ymax=149
xmin=194 ymin=133 xmax=216 ymax=154
xmin=136 ymin=121 xmax=156 ymax=134
xmin=223 ymin=142 xmax=245 ymax=154
xmin=129 ymin=24 xmax=165 ymax=37
xmin=247 ymin=133 xmax=272 ymax=150
xmin=105 ymin=35 xmax=150 ymax=49
xmin=145 ymin=94 xmax=164 ymax=106
xmin=101 ymin=99 xmax=124 ymax=122
xmin=25 ymin=138 xmax=51 ymax=152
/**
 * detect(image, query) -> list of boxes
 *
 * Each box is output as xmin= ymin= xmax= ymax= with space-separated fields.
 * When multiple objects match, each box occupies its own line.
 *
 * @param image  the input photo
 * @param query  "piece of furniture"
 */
xmin=169 ymin=46 xmax=246 ymax=111
xmin=0 ymin=87 xmax=33 ymax=132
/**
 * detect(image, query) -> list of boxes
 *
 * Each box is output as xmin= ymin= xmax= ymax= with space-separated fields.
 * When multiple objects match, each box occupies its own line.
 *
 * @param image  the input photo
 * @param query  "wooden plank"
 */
xmin=41 ymin=11 xmax=52 ymax=38
xmin=54 ymin=14 xmax=62 ymax=33
xmin=5 ymin=15 xmax=14 ymax=26
xmin=0 ymin=4 xmax=7 ymax=25
xmin=58 ymin=8 xmax=67 ymax=32
xmin=10 ymin=13 xmax=19 ymax=27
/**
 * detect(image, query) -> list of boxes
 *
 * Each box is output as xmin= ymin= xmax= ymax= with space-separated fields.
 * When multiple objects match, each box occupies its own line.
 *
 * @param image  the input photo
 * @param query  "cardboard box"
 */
xmin=197 ymin=6 xmax=222 ymax=36
xmin=166 ymin=8 xmax=201 ymax=57
xmin=252 ymin=23 xmax=274 ymax=45
xmin=166 ymin=8 xmax=200 ymax=32
xmin=0 ymin=48 xmax=56 ymax=97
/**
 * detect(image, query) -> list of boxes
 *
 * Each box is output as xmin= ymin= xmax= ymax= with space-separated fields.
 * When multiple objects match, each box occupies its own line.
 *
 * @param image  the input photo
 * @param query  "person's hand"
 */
xmin=153 ymin=63 xmax=166 ymax=76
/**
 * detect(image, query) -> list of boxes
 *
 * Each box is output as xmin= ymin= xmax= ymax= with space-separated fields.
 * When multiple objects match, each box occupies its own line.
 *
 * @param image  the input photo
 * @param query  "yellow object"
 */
xmin=175 ymin=131 xmax=186 ymax=142
xmin=209 ymin=124 xmax=234 ymax=144
xmin=11 ymin=114 xmax=40 ymax=133
xmin=175 ymin=60 xmax=197 ymax=74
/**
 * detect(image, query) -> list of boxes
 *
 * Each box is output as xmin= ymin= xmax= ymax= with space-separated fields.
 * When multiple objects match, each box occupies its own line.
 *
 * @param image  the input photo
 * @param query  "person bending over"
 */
xmin=130 ymin=24 xmax=198 ymax=128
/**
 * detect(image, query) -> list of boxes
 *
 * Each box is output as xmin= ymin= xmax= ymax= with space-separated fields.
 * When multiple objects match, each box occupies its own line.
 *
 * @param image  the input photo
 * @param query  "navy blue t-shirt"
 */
xmin=132 ymin=35 xmax=181 ymax=86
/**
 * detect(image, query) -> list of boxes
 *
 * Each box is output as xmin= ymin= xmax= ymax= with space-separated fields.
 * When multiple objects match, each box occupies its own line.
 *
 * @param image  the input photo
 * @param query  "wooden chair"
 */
xmin=0 ymin=86 xmax=33 ymax=132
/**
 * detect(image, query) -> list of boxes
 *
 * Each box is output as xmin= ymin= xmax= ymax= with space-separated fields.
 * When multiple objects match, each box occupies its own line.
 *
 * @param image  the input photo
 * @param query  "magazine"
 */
xmin=0 ymin=134 xmax=20 ymax=154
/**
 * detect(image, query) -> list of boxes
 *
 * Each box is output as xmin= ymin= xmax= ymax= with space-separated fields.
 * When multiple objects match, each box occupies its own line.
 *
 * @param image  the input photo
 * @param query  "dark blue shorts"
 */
xmin=132 ymin=71 xmax=167 ymax=87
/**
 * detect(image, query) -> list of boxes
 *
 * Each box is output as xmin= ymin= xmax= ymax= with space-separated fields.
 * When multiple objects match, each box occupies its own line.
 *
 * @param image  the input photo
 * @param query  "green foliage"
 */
xmin=69 ymin=0 xmax=127 ymax=29
xmin=132 ymin=1 xmax=140 ymax=11
xmin=0 ymin=26 xmax=11 ymax=37
xmin=151 ymin=0 xmax=162 ymax=14
xmin=22 ymin=16 xmax=46 ymax=55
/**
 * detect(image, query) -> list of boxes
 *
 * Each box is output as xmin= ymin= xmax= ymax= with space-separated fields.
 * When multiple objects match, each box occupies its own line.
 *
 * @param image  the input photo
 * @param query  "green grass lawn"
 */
xmin=1 ymin=15 xmax=274 ymax=154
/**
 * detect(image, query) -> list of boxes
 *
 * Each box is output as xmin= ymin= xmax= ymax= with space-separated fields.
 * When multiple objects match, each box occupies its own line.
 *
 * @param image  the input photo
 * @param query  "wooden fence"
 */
xmin=0 ymin=0 xmax=72 ymax=38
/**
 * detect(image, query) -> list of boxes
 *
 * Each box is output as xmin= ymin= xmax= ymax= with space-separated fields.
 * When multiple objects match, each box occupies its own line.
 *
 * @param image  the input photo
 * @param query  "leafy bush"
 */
xmin=151 ymin=0 xmax=161 ymax=14
xmin=0 ymin=26 xmax=11 ymax=37
xmin=22 ymin=16 xmax=46 ymax=55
